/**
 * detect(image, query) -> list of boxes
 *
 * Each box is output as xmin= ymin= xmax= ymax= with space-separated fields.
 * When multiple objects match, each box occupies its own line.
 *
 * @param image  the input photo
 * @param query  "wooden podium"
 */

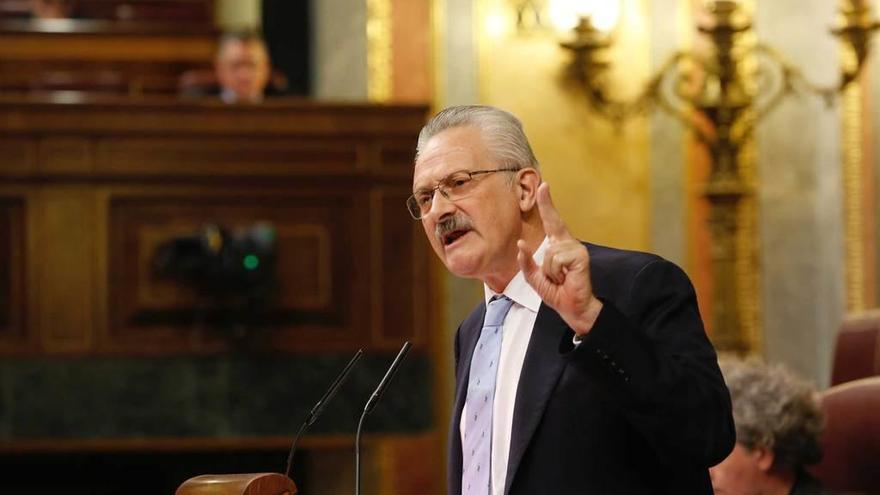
xmin=176 ymin=473 xmax=297 ymax=495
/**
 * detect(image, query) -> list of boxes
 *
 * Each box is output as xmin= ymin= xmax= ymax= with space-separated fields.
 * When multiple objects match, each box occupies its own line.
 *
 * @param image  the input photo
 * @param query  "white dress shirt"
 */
xmin=460 ymin=237 xmax=547 ymax=495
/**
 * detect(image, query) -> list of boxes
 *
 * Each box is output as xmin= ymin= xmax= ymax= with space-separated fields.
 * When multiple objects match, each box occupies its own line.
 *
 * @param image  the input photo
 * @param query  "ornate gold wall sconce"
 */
xmin=555 ymin=0 xmax=880 ymax=352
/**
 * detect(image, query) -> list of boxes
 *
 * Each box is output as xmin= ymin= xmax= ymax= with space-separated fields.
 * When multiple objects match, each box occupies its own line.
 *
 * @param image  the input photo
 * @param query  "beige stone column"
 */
xmin=754 ymin=0 xmax=844 ymax=386
xmin=648 ymin=0 xmax=688 ymax=267
xmin=312 ymin=0 xmax=369 ymax=100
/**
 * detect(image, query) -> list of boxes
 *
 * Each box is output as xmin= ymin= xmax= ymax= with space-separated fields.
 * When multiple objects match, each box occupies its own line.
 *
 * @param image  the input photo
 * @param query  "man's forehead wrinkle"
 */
xmin=413 ymin=145 xmax=476 ymax=189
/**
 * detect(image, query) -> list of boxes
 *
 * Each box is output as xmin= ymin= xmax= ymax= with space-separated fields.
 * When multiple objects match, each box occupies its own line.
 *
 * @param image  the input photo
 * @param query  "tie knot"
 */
xmin=485 ymin=295 xmax=514 ymax=327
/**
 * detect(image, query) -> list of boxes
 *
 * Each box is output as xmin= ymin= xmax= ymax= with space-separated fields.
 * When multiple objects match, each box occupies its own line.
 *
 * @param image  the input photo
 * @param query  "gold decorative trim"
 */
xmin=367 ymin=0 xmax=393 ymax=102
xmin=430 ymin=0 xmax=447 ymax=108
xmin=732 ymin=121 xmax=762 ymax=355
xmin=735 ymin=29 xmax=762 ymax=355
xmin=843 ymin=81 xmax=866 ymax=311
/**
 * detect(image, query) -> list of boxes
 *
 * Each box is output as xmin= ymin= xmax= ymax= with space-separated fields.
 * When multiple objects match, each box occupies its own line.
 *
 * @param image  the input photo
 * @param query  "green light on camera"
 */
xmin=243 ymin=254 xmax=260 ymax=270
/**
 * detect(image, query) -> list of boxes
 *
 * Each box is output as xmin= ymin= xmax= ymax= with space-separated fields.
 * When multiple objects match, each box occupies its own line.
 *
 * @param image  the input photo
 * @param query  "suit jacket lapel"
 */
xmin=449 ymin=304 xmax=486 ymax=495
xmin=503 ymin=303 xmax=570 ymax=495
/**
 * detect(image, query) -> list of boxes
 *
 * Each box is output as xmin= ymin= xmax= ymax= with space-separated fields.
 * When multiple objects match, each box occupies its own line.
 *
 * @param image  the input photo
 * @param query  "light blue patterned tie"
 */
xmin=462 ymin=295 xmax=514 ymax=495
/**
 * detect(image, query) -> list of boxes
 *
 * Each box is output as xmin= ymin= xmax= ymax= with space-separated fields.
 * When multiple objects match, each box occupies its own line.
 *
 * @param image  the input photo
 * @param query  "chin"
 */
xmin=442 ymin=254 xmax=483 ymax=280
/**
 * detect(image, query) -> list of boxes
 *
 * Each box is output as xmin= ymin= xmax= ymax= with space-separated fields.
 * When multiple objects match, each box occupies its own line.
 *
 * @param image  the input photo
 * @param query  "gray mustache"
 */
xmin=435 ymin=215 xmax=474 ymax=241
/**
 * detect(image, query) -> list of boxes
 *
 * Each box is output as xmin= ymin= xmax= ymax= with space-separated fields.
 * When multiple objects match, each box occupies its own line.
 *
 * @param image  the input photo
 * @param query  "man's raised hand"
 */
xmin=517 ymin=183 xmax=603 ymax=336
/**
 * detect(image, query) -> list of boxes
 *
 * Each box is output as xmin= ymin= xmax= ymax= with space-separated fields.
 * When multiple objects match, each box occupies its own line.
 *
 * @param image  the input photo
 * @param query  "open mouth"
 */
xmin=442 ymin=229 xmax=471 ymax=246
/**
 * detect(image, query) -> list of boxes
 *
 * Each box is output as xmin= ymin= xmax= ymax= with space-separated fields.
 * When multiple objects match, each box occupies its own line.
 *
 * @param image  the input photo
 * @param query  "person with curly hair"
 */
xmin=711 ymin=358 xmax=829 ymax=495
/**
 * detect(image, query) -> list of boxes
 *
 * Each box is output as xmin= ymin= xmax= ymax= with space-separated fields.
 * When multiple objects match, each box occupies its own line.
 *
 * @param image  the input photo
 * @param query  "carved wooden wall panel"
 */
xmin=94 ymin=137 xmax=363 ymax=176
xmin=0 ymin=138 xmax=35 ymax=176
xmin=0 ymin=97 xmax=429 ymax=355
xmin=371 ymin=189 xmax=429 ymax=349
xmin=0 ymin=196 xmax=26 ymax=350
xmin=376 ymin=138 xmax=424 ymax=175
xmin=41 ymin=137 xmax=94 ymax=173
xmin=33 ymin=189 xmax=97 ymax=352
xmin=104 ymin=190 xmax=373 ymax=353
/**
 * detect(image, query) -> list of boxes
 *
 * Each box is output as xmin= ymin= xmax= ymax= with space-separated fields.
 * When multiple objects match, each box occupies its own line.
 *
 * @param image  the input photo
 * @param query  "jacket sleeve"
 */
xmin=572 ymin=259 xmax=736 ymax=468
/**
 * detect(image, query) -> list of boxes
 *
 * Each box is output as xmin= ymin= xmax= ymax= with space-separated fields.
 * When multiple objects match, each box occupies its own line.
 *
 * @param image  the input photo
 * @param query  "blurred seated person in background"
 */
xmin=30 ymin=0 xmax=75 ymax=19
xmin=214 ymin=31 xmax=271 ymax=104
xmin=711 ymin=358 xmax=829 ymax=495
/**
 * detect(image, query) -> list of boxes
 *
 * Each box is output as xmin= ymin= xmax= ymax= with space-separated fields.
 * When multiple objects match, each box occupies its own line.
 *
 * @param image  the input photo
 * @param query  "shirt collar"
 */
xmin=220 ymin=88 xmax=263 ymax=104
xmin=483 ymin=236 xmax=547 ymax=313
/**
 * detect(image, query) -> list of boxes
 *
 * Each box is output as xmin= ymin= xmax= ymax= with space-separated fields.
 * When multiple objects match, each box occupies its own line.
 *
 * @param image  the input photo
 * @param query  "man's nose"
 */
xmin=426 ymin=190 xmax=455 ymax=219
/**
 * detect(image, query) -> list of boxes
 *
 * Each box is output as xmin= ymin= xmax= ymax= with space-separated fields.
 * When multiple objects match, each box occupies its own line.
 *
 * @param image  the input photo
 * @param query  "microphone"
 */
xmin=355 ymin=341 xmax=412 ymax=495
xmin=177 ymin=350 xmax=364 ymax=495
xmin=284 ymin=348 xmax=364 ymax=479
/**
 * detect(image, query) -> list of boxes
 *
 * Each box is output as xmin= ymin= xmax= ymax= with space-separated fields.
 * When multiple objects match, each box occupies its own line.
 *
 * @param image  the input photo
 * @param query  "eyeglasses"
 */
xmin=406 ymin=168 xmax=519 ymax=219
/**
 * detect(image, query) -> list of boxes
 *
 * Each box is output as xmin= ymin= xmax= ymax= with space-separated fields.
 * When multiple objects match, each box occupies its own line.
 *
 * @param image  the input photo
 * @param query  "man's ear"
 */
xmin=755 ymin=446 xmax=775 ymax=472
xmin=516 ymin=168 xmax=541 ymax=212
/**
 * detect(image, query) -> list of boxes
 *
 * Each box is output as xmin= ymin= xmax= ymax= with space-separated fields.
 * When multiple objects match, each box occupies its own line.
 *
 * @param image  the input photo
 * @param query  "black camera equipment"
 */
xmin=153 ymin=222 xmax=279 ymax=334
xmin=154 ymin=223 xmax=277 ymax=297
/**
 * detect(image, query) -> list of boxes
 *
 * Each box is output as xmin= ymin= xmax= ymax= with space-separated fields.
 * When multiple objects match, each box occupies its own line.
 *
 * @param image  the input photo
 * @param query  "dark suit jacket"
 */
xmin=790 ymin=471 xmax=830 ymax=495
xmin=448 ymin=243 xmax=735 ymax=494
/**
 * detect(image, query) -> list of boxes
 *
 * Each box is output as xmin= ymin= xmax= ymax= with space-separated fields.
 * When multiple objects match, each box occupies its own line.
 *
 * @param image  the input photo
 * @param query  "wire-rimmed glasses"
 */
xmin=406 ymin=168 xmax=519 ymax=219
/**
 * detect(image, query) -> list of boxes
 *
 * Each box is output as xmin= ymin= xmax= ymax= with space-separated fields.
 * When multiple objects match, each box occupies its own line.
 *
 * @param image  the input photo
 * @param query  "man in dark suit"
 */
xmin=408 ymin=105 xmax=735 ymax=494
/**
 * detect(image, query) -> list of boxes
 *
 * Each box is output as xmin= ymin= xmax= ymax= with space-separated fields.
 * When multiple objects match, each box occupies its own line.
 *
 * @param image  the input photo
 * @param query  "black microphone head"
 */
xmin=306 ymin=349 xmax=364 ymax=426
xmin=363 ymin=341 xmax=412 ymax=414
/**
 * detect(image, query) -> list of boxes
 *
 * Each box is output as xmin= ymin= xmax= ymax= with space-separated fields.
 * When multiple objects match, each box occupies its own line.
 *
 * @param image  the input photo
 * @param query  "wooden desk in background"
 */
xmin=0 ymin=18 xmax=216 ymax=94
xmin=0 ymin=95 xmax=432 ymax=355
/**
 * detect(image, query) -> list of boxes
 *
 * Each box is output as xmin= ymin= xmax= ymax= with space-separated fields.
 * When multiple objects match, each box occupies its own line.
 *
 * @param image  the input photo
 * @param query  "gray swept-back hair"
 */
xmin=720 ymin=358 xmax=824 ymax=470
xmin=416 ymin=105 xmax=540 ymax=172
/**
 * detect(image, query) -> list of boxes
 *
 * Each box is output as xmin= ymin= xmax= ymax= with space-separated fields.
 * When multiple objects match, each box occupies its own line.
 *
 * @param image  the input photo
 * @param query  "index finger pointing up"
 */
xmin=536 ymin=182 xmax=571 ymax=240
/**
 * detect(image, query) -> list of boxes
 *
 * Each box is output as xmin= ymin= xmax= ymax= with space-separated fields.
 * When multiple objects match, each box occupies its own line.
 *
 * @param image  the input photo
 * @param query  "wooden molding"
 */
xmin=0 ymin=99 xmax=430 ymax=355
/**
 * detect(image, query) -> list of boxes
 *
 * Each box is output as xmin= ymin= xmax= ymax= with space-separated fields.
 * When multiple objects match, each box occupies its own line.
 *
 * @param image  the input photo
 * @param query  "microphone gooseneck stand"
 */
xmin=355 ymin=341 xmax=412 ymax=495
xmin=285 ymin=348 xmax=364 ymax=479
xmin=176 ymin=349 xmax=364 ymax=495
